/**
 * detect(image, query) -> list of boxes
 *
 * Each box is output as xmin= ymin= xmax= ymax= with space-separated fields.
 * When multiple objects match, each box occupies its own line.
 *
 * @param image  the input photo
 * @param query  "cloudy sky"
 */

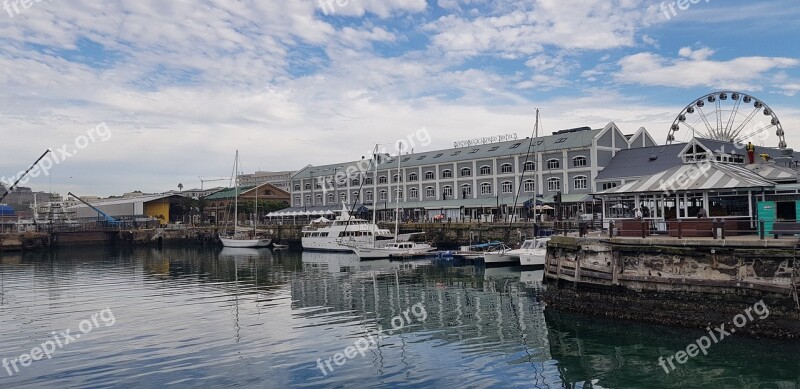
xmin=0 ymin=0 xmax=798 ymax=196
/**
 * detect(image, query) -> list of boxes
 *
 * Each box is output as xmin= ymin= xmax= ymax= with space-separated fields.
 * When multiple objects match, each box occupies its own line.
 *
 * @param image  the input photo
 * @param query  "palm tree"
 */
xmin=178 ymin=183 xmax=184 ymax=192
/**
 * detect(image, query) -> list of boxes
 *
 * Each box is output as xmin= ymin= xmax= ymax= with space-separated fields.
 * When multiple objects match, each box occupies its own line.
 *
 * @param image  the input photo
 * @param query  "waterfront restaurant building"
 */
xmin=595 ymin=137 xmax=800 ymax=232
xmin=285 ymin=123 xmax=657 ymax=222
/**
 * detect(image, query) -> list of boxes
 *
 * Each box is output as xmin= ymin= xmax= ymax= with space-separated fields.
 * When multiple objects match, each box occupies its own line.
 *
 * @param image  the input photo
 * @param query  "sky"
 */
xmin=0 ymin=0 xmax=798 ymax=196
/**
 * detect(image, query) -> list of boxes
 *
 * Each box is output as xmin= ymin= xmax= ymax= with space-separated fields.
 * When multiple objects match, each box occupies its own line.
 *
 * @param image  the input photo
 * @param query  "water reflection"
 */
xmin=0 ymin=247 xmax=797 ymax=388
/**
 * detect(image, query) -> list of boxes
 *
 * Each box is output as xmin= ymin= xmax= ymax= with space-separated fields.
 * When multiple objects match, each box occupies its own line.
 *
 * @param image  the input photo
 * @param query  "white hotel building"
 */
xmin=287 ymin=124 xmax=657 ymax=221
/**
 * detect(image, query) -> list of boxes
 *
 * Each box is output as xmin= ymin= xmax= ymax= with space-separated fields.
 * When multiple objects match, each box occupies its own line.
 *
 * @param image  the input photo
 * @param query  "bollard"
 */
xmin=759 ymin=219 xmax=765 ymax=240
xmin=609 ymin=220 xmax=615 ymax=238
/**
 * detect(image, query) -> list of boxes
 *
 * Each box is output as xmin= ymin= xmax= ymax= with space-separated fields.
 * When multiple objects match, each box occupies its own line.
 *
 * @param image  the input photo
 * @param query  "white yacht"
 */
xmin=483 ymin=244 xmax=520 ymax=266
xmin=300 ymin=206 xmax=403 ymax=252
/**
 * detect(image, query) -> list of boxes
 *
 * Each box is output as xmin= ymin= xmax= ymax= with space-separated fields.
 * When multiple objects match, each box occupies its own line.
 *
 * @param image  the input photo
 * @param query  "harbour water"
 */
xmin=0 ymin=247 xmax=798 ymax=388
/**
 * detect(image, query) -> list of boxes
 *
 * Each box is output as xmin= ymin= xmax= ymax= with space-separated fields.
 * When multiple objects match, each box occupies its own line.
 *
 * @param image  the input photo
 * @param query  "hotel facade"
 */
xmin=286 ymin=123 xmax=657 ymax=221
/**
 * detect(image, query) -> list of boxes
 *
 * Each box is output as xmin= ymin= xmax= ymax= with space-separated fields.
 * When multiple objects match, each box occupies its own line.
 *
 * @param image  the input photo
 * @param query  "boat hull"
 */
xmin=483 ymin=252 xmax=519 ymax=266
xmin=519 ymin=250 xmax=547 ymax=266
xmin=220 ymin=237 xmax=272 ymax=248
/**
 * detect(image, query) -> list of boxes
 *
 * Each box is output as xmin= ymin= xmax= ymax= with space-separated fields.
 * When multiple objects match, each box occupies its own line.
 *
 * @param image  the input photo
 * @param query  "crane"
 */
xmin=198 ymin=176 xmax=232 ymax=190
xmin=68 ymin=192 xmax=120 ymax=224
xmin=0 ymin=149 xmax=51 ymax=203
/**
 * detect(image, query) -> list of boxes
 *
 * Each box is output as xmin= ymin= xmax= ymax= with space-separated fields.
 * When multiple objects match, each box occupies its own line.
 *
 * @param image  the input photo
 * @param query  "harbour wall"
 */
xmin=543 ymin=236 xmax=800 ymax=339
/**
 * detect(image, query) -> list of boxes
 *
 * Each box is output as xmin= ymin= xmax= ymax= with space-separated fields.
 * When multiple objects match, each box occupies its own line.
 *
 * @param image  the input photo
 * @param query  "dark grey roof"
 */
xmin=293 ymin=127 xmax=604 ymax=179
xmin=693 ymin=138 xmax=800 ymax=163
xmin=595 ymin=143 xmax=685 ymax=181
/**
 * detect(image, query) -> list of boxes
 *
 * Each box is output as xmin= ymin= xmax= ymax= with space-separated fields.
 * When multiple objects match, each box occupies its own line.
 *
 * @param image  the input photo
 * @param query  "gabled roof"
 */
xmin=595 ymin=144 xmax=686 ymax=181
xmin=598 ymin=162 xmax=775 ymax=195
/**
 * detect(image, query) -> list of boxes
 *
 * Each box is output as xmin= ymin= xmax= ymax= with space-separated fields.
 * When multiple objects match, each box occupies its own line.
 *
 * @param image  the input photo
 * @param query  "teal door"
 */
xmin=757 ymin=201 xmax=776 ymax=235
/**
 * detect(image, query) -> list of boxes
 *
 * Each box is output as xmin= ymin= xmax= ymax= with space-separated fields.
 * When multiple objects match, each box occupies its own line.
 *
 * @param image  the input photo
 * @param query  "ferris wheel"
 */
xmin=666 ymin=91 xmax=785 ymax=148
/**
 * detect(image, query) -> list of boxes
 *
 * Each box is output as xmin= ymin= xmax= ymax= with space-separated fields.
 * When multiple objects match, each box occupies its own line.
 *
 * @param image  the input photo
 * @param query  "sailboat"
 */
xmin=348 ymin=146 xmax=435 ymax=260
xmin=219 ymin=151 xmax=272 ymax=248
xmin=485 ymin=109 xmax=548 ymax=266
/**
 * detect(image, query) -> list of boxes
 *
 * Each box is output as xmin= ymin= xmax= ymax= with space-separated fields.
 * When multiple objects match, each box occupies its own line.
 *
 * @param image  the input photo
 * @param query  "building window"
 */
xmin=469 ymin=148 xmax=479 ymax=154
xmin=451 ymin=151 xmax=461 ymax=156
xmin=461 ymin=184 xmax=472 ymax=197
xmin=524 ymin=161 xmax=535 ymax=172
xmin=480 ymin=183 xmax=492 ymax=195
xmin=315 ymin=182 xmax=322 ymax=189
xmin=555 ymin=137 xmax=567 ymax=144
xmin=351 ymin=178 xmax=359 ymax=186
xmin=574 ymin=176 xmax=587 ymax=190
xmin=601 ymin=182 xmax=618 ymax=190
xmin=417 ymin=155 xmax=426 ymax=160
xmin=379 ymin=176 xmax=387 ymax=184
xmin=410 ymin=188 xmax=419 ymax=199
xmin=434 ymin=153 xmax=443 ymax=158
xmin=392 ymin=174 xmax=401 ymax=183
xmin=460 ymin=167 xmax=471 ymax=177
xmin=365 ymin=191 xmax=373 ymax=201
xmin=479 ymin=165 xmax=491 ymax=175
xmin=501 ymin=163 xmax=513 ymax=173
xmin=408 ymin=172 xmax=419 ymax=181
xmin=501 ymin=181 xmax=513 ymax=194
xmin=442 ymin=169 xmax=453 ymax=178
xmin=305 ymin=183 xmax=311 ymax=190
xmin=424 ymin=171 xmax=435 ymax=180
xmin=510 ymin=143 xmax=521 ymax=149
xmin=547 ymin=159 xmax=560 ymax=169
xmin=425 ymin=186 xmax=435 ymax=198
xmin=395 ymin=189 xmax=403 ymax=199
xmin=573 ymin=156 xmax=587 ymax=167
xmin=294 ymin=184 xmax=300 ymax=191
xmin=305 ymin=195 xmax=311 ymax=204
xmin=294 ymin=196 xmax=300 ymax=206
xmin=379 ymin=190 xmax=387 ymax=201
xmin=340 ymin=192 xmax=348 ymax=202
xmin=327 ymin=193 xmax=334 ymax=203
xmin=442 ymin=185 xmax=453 ymax=198
xmin=489 ymin=146 xmax=499 ymax=151
xmin=365 ymin=177 xmax=374 ymax=185
xmin=523 ymin=180 xmax=535 ymax=192
xmin=547 ymin=178 xmax=560 ymax=192
xmin=315 ymin=194 xmax=322 ymax=204
xmin=352 ymin=191 xmax=360 ymax=201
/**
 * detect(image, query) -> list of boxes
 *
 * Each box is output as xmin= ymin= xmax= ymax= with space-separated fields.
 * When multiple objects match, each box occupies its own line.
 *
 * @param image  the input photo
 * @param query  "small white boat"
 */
xmin=351 ymin=241 xmax=436 ymax=260
xmin=454 ymin=241 xmax=503 ymax=260
xmin=220 ymin=235 xmax=271 ymax=248
xmin=483 ymin=244 xmax=520 ymax=266
xmin=272 ymin=243 xmax=289 ymax=249
xmin=519 ymin=238 xmax=549 ymax=267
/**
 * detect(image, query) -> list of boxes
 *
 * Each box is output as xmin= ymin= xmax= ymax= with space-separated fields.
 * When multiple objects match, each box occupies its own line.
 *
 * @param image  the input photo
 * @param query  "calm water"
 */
xmin=0 ymin=246 xmax=799 ymax=388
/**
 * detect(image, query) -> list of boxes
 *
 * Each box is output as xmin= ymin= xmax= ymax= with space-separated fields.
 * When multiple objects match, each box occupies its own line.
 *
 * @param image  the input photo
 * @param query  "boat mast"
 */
xmin=371 ymin=144 xmax=379 ymax=244
xmin=234 ymin=150 xmax=239 ymax=235
xmin=394 ymin=144 xmax=403 ymax=242
xmin=533 ymin=109 xmax=539 ymax=244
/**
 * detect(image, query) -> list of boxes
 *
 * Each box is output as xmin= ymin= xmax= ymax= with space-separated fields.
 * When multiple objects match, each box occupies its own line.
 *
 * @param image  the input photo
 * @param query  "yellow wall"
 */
xmin=144 ymin=200 xmax=170 ymax=225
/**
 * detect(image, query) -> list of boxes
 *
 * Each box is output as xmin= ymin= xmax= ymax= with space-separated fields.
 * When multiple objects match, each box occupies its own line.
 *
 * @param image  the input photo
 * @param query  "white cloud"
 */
xmin=615 ymin=50 xmax=799 ymax=90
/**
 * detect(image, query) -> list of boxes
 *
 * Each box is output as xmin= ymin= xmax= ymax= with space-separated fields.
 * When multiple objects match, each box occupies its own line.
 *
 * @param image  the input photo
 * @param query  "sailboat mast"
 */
xmin=371 ymin=144 xmax=379 ymax=243
xmin=234 ymin=150 xmax=239 ymax=233
xmin=533 ymin=109 xmax=539 ymax=243
xmin=394 ymin=145 xmax=403 ymax=242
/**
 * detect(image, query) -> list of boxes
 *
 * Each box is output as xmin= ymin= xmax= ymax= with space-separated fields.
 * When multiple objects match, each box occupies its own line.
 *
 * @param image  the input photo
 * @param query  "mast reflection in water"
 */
xmin=0 ymin=247 xmax=798 ymax=388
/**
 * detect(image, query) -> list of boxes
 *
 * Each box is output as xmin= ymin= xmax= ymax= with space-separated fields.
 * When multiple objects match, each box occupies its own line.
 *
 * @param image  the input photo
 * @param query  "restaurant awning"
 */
xmin=597 ymin=162 xmax=776 ymax=195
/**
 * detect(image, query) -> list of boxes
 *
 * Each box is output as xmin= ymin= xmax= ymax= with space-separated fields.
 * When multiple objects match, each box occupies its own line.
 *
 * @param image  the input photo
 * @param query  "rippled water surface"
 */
xmin=1 ymin=246 xmax=799 ymax=388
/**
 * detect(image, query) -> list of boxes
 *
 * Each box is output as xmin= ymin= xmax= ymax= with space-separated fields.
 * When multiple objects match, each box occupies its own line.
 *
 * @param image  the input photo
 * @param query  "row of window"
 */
xmin=292 ymin=176 xmax=588 ymax=205
xmin=294 ymin=157 xmax=589 ymax=191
